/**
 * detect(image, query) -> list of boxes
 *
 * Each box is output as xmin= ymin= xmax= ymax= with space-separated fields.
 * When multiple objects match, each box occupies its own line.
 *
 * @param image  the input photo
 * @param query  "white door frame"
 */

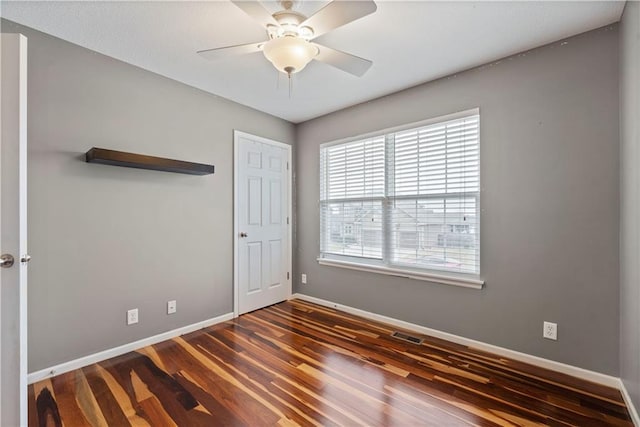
xmin=0 ymin=33 xmax=29 ymax=427
xmin=233 ymin=130 xmax=292 ymax=317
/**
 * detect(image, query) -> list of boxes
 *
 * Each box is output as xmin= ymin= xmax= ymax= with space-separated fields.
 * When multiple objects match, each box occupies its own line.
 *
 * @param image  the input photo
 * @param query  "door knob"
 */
xmin=21 ymin=254 xmax=31 ymax=263
xmin=0 ymin=254 xmax=15 ymax=268
xmin=240 ymin=232 xmax=248 ymax=238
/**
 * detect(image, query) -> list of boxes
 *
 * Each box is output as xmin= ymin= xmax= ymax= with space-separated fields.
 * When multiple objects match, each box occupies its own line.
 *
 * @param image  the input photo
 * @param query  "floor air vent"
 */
xmin=391 ymin=331 xmax=424 ymax=345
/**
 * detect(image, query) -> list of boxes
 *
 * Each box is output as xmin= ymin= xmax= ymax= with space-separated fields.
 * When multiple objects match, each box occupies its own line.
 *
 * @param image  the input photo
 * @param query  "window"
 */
xmin=320 ymin=110 xmax=480 ymax=281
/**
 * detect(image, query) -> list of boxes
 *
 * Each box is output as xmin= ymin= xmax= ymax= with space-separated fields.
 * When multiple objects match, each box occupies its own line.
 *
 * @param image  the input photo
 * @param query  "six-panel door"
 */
xmin=237 ymin=134 xmax=290 ymax=314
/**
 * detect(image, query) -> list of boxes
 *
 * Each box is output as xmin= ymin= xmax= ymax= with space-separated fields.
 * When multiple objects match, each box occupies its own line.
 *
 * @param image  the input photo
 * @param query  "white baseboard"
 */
xmin=619 ymin=379 xmax=640 ymax=426
xmin=27 ymin=312 xmax=234 ymax=385
xmin=291 ymin=293 xmax=620 ymax=389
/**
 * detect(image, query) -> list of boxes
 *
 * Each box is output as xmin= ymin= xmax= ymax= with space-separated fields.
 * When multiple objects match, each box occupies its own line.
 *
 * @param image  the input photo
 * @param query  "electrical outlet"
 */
xmin=543 ymin=321 xmax=557 ymax=340
xmin=167 ymin=300 xmax=177 ymax=315
xmin=127 ymin=308 xmax=139 ymax=325
xmin=301 ymin=273 xmax=307 ymax=284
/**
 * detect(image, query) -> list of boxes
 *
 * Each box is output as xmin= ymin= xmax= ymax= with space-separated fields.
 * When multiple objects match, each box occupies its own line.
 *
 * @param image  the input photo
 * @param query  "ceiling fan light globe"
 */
xmin=263 ymin=36 xmax=318 ymax=74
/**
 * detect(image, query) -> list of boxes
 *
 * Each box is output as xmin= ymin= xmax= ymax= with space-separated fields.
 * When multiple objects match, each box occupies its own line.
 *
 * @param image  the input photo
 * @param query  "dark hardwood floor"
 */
xmin=29 ymin=299 xmax=633 ymax=426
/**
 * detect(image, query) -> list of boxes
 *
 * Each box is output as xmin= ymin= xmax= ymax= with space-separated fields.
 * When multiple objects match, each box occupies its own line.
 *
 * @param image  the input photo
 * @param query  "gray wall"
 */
xmin=296 ymin=26 xmax=620 ymax=374
xmin=0 ymin=18 xmax=623 ymax=377
xmin=620 ymin=0 xmax=640 ymax=410
xmin=0 ymin=20 xmax=295 ymax=372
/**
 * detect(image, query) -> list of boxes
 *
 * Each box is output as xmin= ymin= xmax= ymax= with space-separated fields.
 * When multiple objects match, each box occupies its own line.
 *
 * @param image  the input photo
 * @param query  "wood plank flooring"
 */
xmin=29 ymin=299 xmax=633 ymax=426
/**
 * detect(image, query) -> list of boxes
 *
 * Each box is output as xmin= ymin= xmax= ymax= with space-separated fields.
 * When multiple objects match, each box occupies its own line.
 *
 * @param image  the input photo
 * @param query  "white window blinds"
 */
xmin=320 ymin=136 xmax=385 ymax=200
xmin=320 ymin=111 xmax=480 ymax=277
xmin=320 ymin=137 xmax=385 ymax=259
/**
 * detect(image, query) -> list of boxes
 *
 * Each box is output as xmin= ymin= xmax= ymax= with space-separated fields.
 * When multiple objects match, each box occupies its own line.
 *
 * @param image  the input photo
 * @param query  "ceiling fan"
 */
xmin=198 ymin=0 xmax=377 ymax=77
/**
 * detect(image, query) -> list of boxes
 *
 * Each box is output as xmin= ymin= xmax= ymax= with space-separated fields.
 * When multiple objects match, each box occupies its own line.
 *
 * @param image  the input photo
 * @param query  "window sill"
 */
xmin=316 ymin=258 xmax=484 ymax=289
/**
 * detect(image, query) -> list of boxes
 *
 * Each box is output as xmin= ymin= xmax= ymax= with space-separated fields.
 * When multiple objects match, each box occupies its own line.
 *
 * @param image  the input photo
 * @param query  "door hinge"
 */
xmin=286 ymin=162 xmax=289 ymax=170
xmin=287 ymin=216 xmax=289 ymax=225
xmin=287 ymin=272 xmax=290 ymax=280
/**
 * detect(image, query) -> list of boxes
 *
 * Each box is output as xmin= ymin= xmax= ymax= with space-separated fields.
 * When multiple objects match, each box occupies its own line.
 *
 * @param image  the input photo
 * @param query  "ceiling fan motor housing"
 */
xmin=269 ymin=11 xmax=314 ymax=40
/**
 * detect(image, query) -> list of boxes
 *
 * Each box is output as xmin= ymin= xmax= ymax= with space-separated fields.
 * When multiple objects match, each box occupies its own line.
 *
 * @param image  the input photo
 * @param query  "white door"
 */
xmin=234 ymin=131 xmax=291 ymax=315
xmin=0 ymin=34 xmax=29 ymax=426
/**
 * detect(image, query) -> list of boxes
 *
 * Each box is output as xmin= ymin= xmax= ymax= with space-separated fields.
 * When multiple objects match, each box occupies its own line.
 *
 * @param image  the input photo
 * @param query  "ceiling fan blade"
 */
xmin=197 ymin=42 xmax=265 ymax=61
xmin=231 ymin=0 xmax=279 ymax=28
xmin=301 ymin=0 xmax=377 ymax=39
xmin=313 ymin=43 xmax=372 ymax=77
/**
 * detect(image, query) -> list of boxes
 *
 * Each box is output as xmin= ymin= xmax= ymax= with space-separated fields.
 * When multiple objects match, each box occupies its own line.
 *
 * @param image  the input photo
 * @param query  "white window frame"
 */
xmin=318 ymin=109 xmax=484 ymax=289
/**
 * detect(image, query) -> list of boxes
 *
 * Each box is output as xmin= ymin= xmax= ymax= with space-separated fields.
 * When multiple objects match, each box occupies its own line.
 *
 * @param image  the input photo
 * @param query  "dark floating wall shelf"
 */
xmin=85 ymin=148 xmax=215 ymax=175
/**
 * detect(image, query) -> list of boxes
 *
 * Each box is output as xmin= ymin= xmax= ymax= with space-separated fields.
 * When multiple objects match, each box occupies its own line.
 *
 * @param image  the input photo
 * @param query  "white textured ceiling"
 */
xmin=1 ymin=1 xmax=625 ymax=123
